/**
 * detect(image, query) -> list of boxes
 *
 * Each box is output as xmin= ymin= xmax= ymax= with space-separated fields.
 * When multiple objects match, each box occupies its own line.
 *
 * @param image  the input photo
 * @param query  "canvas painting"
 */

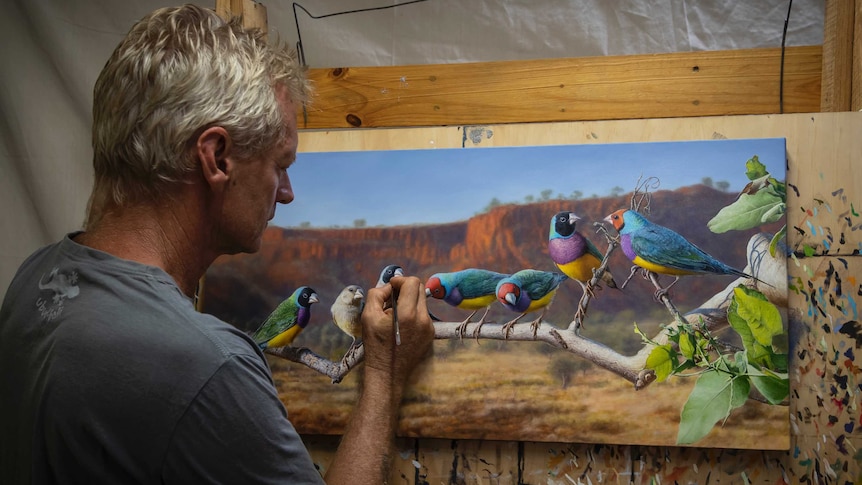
xmin=204 ymin=137 xmax=789 ymax=449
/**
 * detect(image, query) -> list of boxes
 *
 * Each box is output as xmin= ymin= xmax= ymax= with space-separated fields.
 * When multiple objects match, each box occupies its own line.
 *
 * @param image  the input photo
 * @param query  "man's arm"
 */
xmin=323 ymin=276 xmax=434 ymax=484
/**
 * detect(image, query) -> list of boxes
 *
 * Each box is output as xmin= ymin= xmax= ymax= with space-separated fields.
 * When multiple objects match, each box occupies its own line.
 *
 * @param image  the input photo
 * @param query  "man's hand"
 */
xmin=361 ymin=276 xmax=434 ymax=386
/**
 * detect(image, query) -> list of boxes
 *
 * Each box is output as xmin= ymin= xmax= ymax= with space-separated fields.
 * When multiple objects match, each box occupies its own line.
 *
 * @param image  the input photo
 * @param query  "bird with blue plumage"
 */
xmin=496 ymin=269 xmax=568 ymax=337
xmin=605 ymin=208 xmax=764 ymax=299
xmin=425 ymin=268 xmax=509 ymax=338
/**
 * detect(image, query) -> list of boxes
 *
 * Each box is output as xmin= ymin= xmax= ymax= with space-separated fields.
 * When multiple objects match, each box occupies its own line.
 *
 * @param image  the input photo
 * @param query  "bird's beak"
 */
xmin=394 ymin=267 xmax=404 ymax=278
xmin=354 ymin=289 xmax=364 ymax=300
xmin=309 ymin=293 xmax=320 ymax=304
xmin=425 ymin=288 xmax=431 ymax=297
xmin=603 ymin=214 xmax=613 ymax=224
xmin=505 ymin=293 xmax=517 ymax=306
xmin=569 ymin=213 xmax=580 ymax=224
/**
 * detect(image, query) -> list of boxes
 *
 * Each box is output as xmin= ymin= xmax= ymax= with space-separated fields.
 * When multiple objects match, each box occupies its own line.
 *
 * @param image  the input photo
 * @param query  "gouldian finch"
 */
xmin=496 ymin=269 xmax=568 ymax=337
xmin=331 ymin=284 xmax=365 ymax=364
xmin=548 ymin=211 xmax=618 ymax=290
xmin=376 ymin=264 xmax=404 ymax=288
xmin=425 ymin=268 xmax=509 ymax=338
xmin=604 ymin=209 xmax=760 ymax=297
xmin=251 ymin=286 xmax=319 ymax=350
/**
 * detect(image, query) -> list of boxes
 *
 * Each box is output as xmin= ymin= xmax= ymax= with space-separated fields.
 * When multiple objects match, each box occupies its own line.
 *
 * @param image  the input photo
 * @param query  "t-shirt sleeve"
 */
xmin=160 ymin=353 xmax=326 ymax=484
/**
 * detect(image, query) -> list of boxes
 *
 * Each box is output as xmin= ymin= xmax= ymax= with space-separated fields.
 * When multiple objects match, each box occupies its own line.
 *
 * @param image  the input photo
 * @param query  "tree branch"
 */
xmin=266 ymin=345 xmax=364 ymax=384
xmin=265 ymin=233 xmax=787 ymax=393
xmin=567 ymin=224 xmax=618 ymax=333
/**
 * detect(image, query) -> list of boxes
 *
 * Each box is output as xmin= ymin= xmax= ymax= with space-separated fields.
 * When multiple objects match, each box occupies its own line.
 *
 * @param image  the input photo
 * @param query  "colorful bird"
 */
xmin=604 ymin=209 xmax=761 ymax=297
xmin=376 ymin=264 xmax=404 ymax=288
xmin=251 ymin=286 xmax=319 ymax=350
xmin=331 ymin=284 xmax=365 ymax=364
xmin=548 ymin=211 xmax=618 ymax=290
xmin=425 ymin=268 xmax=509 ymax=338
xmin=496 ymin=269 xmax=568 ymax=337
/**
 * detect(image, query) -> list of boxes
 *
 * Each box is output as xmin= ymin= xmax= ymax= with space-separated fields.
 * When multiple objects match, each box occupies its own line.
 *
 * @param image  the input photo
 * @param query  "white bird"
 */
xmin=331 ymin=284 xmax=365 ymax=366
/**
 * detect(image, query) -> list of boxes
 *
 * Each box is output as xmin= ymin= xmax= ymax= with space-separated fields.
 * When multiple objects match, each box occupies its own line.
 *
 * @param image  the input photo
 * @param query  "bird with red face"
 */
xmin=425 ymin=268 xmax=509 ymax=338
xmin=604 ymin=208 xmax=761 ymax=297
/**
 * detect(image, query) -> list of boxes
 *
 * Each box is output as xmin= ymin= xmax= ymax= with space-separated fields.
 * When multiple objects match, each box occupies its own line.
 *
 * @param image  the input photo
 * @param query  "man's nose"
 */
xmin=277 ymin=171 xmax=294 ymax=204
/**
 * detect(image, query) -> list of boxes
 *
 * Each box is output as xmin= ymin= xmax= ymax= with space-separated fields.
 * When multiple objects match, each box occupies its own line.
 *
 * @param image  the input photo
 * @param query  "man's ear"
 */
xmin=197 ymin=126 xmax=232 ymax=190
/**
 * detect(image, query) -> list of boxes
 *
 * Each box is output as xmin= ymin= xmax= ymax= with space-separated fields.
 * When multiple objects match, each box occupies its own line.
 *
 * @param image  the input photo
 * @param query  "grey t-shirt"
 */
xmin=0 ymin=234 xmax=325 ymax=484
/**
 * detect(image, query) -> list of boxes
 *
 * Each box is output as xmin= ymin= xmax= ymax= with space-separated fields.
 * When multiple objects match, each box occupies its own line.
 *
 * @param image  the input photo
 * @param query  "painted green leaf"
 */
xmin=727 ymin=286 xmax=787 ymax=370
xmin=748 ymin=365 xmax=790 ymax=404
xmin=732 ymin=287 xmax=783 ymax=346
xmin=708 ymin=189 xmax=785 ymax=233
xmin=769 ymin=225 xmax=787 ymax=257
xmin=645 ymin=345 xmax=675 ymax=382
xmin=745 ymin=155 xmax=768 ymax=180
xmin=677 ymin=371 xmax=750 ymax=445
xmin=770 ymin=352 xmax=789 ymax=373
xmin=679 ymin=332 xmax=696 ymax=359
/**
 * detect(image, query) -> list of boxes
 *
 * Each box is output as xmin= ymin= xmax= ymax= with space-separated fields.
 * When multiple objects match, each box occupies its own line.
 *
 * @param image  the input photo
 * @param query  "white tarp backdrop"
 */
xmin=0 ymin=0 xmax=824 ymax=294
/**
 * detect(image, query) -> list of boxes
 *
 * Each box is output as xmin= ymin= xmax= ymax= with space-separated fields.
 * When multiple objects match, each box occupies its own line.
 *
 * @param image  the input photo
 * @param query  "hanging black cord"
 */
xmin=292 ymin=0 xmax=429 ymax=67
xmin=779 ymin=0 xmax=793 ymax=114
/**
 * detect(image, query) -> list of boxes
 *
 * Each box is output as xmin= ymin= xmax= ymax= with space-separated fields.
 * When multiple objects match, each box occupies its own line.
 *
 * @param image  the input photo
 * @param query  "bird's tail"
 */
xmin=602 ymin=270 xmax=620 ymax=290
xmin=734 ymin=269 xmax=775 ymax=289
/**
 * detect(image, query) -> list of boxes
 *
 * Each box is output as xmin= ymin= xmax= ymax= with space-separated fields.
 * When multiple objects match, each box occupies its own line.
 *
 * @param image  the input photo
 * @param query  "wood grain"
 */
xmin=296 ymin=47 xmax=822 ymax=129
xmin=854 ymin=0 xmax=862 ymax=111
xmin=214 ymin=0 xmax=267 ymax=33
xmin=821 ymin=0 xmax=855 ymax=111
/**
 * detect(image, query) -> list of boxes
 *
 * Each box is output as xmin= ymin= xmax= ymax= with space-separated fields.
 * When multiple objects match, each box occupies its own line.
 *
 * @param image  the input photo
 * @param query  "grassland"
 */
xmin=271 ymin=339 xmax=789 ymax=450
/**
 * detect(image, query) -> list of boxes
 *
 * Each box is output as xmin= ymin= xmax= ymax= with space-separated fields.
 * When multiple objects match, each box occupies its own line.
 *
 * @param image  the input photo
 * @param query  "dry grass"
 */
xmin=270 ymin=340 xmax=789 ymax=450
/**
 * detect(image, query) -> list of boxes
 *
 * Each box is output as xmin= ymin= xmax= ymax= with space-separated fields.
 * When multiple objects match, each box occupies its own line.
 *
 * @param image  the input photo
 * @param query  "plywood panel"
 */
xmin=297 ymin=47 xmax=822 ymax=129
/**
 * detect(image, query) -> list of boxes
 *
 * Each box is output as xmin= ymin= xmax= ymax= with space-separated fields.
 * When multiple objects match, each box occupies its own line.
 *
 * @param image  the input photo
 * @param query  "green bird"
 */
xmin=251 ymin=286 xmax=319 ymax=350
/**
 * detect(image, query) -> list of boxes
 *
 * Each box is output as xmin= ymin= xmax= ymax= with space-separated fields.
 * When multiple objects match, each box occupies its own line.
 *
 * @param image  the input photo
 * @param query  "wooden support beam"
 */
xmin=204 ymin=0 xmax=268 ymax=311
xmin=297 ymin=46 xmax=821 ymax=129
xmin=854 ymin=0 xmax=862 ymax=110
xmin=214 ymin=0 xmax=268 ymax=34
xmin=821 ymin=0 xmax=855 ymax=111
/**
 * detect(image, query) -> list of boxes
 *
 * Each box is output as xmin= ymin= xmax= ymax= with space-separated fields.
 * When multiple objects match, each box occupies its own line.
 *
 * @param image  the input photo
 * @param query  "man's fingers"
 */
xmin=364 ymin=285 xmax=392 ymax=316
xmin=389 ymin=276 xmax=424 ymax=322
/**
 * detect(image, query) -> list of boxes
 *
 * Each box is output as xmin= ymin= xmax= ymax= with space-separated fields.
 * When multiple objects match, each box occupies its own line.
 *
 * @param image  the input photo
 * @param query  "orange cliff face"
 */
xmin=205 ymin=185 xmax=777 ymax=334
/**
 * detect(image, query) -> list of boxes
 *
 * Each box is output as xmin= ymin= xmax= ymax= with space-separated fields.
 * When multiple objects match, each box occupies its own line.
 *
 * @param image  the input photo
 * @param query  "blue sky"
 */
xmin=271 ymin=138 xmax=786 ymax=228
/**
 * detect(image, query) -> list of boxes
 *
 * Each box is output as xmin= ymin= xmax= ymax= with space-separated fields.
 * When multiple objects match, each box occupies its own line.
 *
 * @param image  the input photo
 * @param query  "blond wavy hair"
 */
xmin=86 ymin=4 xmax=309 ymax=227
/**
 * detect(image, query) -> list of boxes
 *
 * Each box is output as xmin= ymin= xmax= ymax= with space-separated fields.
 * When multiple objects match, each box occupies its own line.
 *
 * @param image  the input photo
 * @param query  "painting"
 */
xmin=203 ymin=137 xmax=789 ymax=449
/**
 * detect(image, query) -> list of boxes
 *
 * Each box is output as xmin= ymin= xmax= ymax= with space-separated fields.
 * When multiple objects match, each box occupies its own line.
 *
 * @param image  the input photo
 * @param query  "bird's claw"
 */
xmin=530 ymin=320 xmax=541 ymax=337
xmin=584 ymin=282 xmax=597 ymax=299
xmin=500 ymin=312 xmax=525 ymax=339
xmin=455 ymin=322 xmax=469 ymax=341
xmin=572 ymin=310 xmax=586 ymax=331
xmin=652 ymin=276 xmax=678 ymax=301
xmin=471 ymin=321 xmax=485 ymax=341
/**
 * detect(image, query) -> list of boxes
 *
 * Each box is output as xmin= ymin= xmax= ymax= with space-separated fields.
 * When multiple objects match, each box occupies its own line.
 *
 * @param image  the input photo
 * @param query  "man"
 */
xmin=0 ymin=5 xmax=434 ymax=484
